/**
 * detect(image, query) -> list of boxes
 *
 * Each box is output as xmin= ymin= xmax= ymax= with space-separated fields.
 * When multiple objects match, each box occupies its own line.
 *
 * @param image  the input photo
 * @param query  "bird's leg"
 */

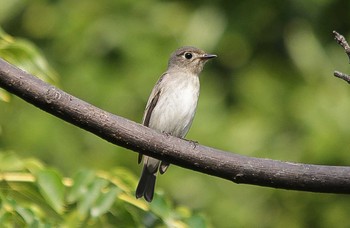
xmin=138 ymin=153 xmax=143 ymax=164
xmin=162 ymin=131 xmax=171 ymax=137
xmin=183 ymin=138 xmax=199 ymax=149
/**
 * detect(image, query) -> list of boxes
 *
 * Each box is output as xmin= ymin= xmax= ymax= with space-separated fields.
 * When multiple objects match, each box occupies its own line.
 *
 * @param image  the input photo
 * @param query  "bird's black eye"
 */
xmin=184 ymin=52 xmax=193 ymax=59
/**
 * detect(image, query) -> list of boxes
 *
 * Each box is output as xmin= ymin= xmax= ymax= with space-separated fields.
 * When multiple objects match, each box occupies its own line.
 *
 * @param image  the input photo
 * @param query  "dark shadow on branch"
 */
xmin=0 ymin=57 xmax=350 ymax=194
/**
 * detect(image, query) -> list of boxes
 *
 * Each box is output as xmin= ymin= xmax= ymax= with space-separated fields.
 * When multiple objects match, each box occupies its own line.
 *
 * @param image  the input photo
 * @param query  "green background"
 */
xmin=1 ymin=0 xmax=350 ymax=227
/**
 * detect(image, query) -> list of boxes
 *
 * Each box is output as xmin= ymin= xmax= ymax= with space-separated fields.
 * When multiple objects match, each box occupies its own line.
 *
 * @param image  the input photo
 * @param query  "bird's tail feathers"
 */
xmin=136 ymin=166 xmax=156 ymax=202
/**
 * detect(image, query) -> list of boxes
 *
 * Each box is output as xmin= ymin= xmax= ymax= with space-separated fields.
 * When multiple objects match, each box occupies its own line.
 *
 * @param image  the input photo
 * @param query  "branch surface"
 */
xmin=1 ymin=58 xmax=350 ymax=194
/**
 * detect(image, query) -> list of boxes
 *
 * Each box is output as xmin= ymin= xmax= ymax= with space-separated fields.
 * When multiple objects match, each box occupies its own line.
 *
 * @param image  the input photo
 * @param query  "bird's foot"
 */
xmin=184 ymin=138 xmax=199 ymax=149
xmin=162 ymin=131 xmax=171 ymax=137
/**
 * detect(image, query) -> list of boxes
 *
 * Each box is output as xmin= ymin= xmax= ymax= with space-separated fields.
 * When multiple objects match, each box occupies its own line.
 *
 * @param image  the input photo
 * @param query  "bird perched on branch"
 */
xmin=136 ymin=46 xmax=217 ymax=202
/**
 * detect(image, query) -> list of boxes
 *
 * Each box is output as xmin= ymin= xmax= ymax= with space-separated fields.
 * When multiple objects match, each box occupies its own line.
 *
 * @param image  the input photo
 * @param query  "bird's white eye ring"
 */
xmin=184 ymin=52 xmax=193 ymax=59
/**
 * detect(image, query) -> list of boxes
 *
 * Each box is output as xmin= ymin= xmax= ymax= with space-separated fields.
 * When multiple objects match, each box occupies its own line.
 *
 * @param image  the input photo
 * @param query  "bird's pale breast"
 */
xmin=148 ymin=73 xmax=200 ymax=138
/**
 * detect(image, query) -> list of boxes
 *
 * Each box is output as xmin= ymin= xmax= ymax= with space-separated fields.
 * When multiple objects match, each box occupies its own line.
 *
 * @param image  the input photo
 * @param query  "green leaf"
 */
xmin=0 ymin=152 xmax=24 ymax=172
xmin=0 ymin=27 xmax=59 ymax=103
xmin=77 ymin=178 xmax=108 ymax=217
xmin=186 ymin=213 xmax=207 ymax=228
xmin=149 ymin=195 xmax=171 ymax=219
xmin=35 ymin=169 xmax=65 ymax=214
xmin=67 ymin=169 xmax=95 ymax=203
xmin=62 ymin=210 xmax=83 ymax=228
xmin=15 ymin=206 xmax=35 ymax=224
xmin=0 ymin=27 xmax=58 ymax=84
xmin=0 ymin=211 xmax=13 ymax=225
xmin=90 ymin=186 xmax=120 ymax=218
xmin=0 ymin=89 xmax=10 ymax=102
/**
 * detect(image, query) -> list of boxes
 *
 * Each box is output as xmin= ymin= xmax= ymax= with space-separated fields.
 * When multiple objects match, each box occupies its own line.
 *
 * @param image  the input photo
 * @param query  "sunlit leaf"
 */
xmin=62 ymin=210 xmax=83 ymax=228
xmin=0 ymin=89 xmax=10 ymax=102
xmin=23 ymin=158 xmax=45 ymax=174
xmin=35 ymin=169 xmax=65 ymax=214
xmin=106 ymin=168 xmax=137 ymax=192
xmin=66 ymin=169 xmax=95 ymax=203
xmin=15 ymin=206 xmax=34 ymax=224
xmin=0 ymin=211 xmax=13 ymax=225
xmin=77 ymin=178 xmax=108 ymax=217
xmin=91 ymin=186 xmax=120 ymax=217
xmin=185 ymin=213 xmax=207 ymax=228
xmin=118 ymin=193 xmax=149 ymax=211
xmin=0 ymin=27 xmax=58 ymax=84
xmin=149 ymin=195 xmax=171 ymax=219
xmin=0 ymin=152 xmax=24 ymax=172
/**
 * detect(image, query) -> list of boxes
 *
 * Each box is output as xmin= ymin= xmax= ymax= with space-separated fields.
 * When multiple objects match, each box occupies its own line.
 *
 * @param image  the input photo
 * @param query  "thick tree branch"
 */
xmin=0 ymin=58 xmax=350 ymax=194
xmin=333 ymin=31 xmax=350 ymax=83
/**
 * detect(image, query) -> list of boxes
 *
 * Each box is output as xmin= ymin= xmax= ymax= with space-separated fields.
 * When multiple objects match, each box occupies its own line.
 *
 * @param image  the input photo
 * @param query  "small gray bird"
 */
xmin=136 ymin=46 xmax=216 ymax=202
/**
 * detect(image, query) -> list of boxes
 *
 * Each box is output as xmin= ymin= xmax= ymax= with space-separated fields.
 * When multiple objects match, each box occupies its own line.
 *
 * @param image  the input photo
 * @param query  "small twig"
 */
xmin=333 ymin=31 xmax=350 ymax=83
xmin=333 ymin=30 xmax=350 ymax=62
xmin=334 ymin=71 xmax=350 ymax=84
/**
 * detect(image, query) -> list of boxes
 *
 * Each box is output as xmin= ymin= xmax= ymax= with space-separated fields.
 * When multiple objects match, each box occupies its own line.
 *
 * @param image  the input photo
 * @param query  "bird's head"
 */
xmin=168 ymin=46 xmax=216 ymax=75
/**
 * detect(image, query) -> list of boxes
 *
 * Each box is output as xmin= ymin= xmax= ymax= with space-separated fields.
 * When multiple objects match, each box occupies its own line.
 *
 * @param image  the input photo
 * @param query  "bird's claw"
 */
xmin=184 ymin=139 xmax=198 ymax=149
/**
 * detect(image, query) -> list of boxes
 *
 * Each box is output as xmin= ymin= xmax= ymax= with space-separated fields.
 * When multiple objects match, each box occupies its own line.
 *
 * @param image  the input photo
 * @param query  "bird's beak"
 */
xmin=200 ymin=53 xmax=217 ymax=60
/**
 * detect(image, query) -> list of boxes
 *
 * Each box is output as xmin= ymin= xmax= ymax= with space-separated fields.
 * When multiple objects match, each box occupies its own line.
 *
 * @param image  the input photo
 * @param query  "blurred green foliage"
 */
xmin=0 ymin=152 xmax=205 ymax=227
xmin=1 ymin=0 xmax=350 ymax=227
xmin=0 ymin=28 xmax=58 ymax=102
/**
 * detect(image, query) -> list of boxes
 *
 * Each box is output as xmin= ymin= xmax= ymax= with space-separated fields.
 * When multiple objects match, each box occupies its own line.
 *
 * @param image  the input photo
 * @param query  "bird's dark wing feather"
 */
xmin=143 ymin=89 xmax=161 ymax=127
xmin=142 ymin=72 xmax=167 ymax=126
xmin=138 ymin=73 xmax=167 ymax=164
xmin=137 ymin=90 xmax=160 ymax=164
